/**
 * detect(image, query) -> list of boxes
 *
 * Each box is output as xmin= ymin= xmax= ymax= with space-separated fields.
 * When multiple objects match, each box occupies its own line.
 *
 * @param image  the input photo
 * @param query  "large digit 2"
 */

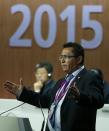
xmin=60 ymin=6 xmax=76 ymax=42
xmin=34 ymin=4 xmax=57 ymax=48
xmin=81 ymin=5 xmax=103 ymax=49
xmin=9 ymin=4 xmax=32 ymax=47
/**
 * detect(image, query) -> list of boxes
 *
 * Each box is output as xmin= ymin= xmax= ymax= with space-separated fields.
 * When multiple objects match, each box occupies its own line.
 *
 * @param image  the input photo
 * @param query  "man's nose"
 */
xmin=61 ymin=58 xmax=65 ymax=63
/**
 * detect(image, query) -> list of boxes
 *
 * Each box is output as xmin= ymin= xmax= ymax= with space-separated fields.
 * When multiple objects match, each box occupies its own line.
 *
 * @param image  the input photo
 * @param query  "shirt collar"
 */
xmin=72 ymin=65 xmax=84 ymax=77
xmin=66 ymin=65 xmax=85 ymax=78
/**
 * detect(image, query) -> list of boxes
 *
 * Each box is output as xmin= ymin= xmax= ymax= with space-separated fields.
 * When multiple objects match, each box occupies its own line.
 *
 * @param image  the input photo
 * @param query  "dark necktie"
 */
xmin=54 ymin=74 xmax=74 ymax=103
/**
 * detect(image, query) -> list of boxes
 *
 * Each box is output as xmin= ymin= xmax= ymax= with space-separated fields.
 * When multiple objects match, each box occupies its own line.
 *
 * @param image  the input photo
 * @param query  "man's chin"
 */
xmin=62 ymin=68 xmax=69 ymax=73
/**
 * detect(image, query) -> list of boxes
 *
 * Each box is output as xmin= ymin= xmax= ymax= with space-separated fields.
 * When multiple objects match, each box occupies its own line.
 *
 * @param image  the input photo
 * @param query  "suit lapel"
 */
xmin=75 ymin=68 xmax=87 ymax=84
xmin=65 ymin=68 xmax=87 ymax=99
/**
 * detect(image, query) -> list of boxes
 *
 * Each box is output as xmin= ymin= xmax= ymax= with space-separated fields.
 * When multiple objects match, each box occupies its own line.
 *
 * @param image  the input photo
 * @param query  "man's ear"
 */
xmin=76 ymin=56 xmax=82 ymax=64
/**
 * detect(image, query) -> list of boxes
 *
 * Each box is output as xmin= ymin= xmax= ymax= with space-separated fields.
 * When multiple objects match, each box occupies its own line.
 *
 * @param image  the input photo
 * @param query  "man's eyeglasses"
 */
xmin=59 ymin=55 xmax=76 ymax=60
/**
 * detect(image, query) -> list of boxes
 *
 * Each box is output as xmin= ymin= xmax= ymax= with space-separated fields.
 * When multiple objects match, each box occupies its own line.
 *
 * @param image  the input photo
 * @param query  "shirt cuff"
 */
xmin=16 ymin=88 xmax=23 ymax=98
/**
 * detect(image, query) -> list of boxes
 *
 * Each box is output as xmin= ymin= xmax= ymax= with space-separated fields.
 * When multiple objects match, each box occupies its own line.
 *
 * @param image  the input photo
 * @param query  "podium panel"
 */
xmin=0 ymin=116 xmax=32 ymax=131
xmin=0 ymin=99 xmax=48 ymax=131
xmin=1 ymin=99 xmax=109 ymax=131
xmin=96 ymin=104 xmax=109 ymax=131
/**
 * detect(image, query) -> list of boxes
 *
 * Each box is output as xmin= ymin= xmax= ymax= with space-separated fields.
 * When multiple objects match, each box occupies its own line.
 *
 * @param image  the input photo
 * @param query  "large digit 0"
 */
xmin=81 ymin=5 xmax=103 ymax=49
xmin=34 ymin=5 xmax=57 ymax=48
xmin=9 ymin=4 xmax=31 ymax=47
xmin=60 ymin=6 xmax=76 ymax=42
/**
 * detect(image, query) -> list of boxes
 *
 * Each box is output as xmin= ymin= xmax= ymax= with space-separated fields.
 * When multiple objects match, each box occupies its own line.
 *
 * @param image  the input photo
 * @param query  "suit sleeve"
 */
xmin=18 ymin=87 xmax=51 ymax=108
xmin=77 ymin=72 xmax=104 ymax=109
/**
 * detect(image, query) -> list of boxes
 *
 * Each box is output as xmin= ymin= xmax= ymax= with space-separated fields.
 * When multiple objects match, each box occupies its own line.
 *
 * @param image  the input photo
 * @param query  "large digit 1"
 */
xmin=34 ymin=5 xmax=57 ymax=48
xmin=81 ymin=5 xmax=103 ymax=49
xmin=9 ymin=4 xmax=31 ymax=47
xmin=60 ymin=6 xmax=76 ymax=42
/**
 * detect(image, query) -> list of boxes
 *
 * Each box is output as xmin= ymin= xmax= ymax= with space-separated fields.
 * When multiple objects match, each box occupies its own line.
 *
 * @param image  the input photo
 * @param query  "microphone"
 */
xmin=0 ymin=102 xmax=25 ymax=116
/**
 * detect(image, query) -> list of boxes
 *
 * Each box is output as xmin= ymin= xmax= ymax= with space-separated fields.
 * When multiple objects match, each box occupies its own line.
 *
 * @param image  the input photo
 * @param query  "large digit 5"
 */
xmin=9 ymin=4 xmax=31 ymax=47
xmin=81 ymin=5 xmax=103 ymax=49
xmin=34 ymin=4 xmax=57 ymax=48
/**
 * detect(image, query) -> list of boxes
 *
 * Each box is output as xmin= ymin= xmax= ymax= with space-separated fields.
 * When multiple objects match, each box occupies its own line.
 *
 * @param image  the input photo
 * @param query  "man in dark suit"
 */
xmin=4 ymin=42 xmax=104 ymax=131
xmin=91 ymin=68 xmax=109 ymax=104
xmin=33 ymin=62 xmax=56 ymax=98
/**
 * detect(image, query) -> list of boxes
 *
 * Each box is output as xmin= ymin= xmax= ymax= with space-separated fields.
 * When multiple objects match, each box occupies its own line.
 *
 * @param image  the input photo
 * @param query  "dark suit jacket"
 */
xmin=18 ymin=68 xmax=104 ymax=131
xmin=103 ymin=81 xmax=109 ymax=103
xmin=40 ymin=79 xmax=57 ymax=98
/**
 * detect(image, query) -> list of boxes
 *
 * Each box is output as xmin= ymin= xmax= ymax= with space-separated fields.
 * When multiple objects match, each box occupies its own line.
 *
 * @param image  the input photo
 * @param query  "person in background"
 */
xmin=91 ymin=68 xmax=109 ymax=104
xmin=4 ymin=42 xmax=104 ymax=131
xmin=33 ymin=62 xmax=57 ymax=98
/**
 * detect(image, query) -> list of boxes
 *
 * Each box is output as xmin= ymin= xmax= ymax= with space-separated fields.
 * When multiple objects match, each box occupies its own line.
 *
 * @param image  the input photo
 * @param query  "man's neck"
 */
xmin=67 ymin=65 xmax=83 ymax=75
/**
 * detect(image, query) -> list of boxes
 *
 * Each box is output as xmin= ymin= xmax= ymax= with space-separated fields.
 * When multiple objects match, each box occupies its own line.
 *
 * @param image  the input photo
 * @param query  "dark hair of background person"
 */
xmin=90 ymin=68 xmax=103 ymax=80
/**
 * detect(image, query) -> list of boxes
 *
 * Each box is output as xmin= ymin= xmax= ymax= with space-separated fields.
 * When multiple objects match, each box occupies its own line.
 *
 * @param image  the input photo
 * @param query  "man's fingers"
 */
xmin=20 ymin=77 xmax=23 ymax=87
xmin=20 ymin=78 xmax=23 ymax=86
xmin=4 ymin=81 xmax=17 ymax=87
xmin=4 ymin=80 xmax=20 ymax=96
xmin=4 ymin=81 xmax=18 ymax=91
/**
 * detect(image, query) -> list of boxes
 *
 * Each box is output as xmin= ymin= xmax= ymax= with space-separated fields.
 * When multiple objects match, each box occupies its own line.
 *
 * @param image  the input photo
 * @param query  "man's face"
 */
xmin=35 ymin=67 xmax=49 ymax=83
xmin=59 ymin=47 xmax=80 ymax=74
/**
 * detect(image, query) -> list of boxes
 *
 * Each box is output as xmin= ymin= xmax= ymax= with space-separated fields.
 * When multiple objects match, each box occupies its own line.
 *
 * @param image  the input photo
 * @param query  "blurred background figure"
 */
xmin=33 ymin=62 xmax=57 ymax=97
xmin=91 ymin=68 xmax=109 ymax=104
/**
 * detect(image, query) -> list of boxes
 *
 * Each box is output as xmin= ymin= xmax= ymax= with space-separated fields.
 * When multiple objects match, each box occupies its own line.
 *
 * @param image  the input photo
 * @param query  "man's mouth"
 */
xmin=61 ymin=64 xmax=67 ymax=68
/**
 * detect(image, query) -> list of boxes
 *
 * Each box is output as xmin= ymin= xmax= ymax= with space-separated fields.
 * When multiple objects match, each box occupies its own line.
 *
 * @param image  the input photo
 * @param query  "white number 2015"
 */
xmin=9 ymin=4 xmax=103 ymax=49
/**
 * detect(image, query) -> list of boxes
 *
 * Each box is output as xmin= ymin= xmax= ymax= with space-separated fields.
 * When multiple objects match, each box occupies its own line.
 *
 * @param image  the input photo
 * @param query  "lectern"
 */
xmin=0 ymin=116 xmax=32 ymax=131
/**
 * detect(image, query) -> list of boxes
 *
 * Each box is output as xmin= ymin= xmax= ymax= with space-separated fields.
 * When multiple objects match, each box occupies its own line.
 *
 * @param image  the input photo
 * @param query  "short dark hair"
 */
xmin=35 ymin=62 xmax=53 ymax=75
xmin=90 ymin=68 xmax=103 ymax=79
xmin=63 ymin=42 xmax=84 ymax=64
